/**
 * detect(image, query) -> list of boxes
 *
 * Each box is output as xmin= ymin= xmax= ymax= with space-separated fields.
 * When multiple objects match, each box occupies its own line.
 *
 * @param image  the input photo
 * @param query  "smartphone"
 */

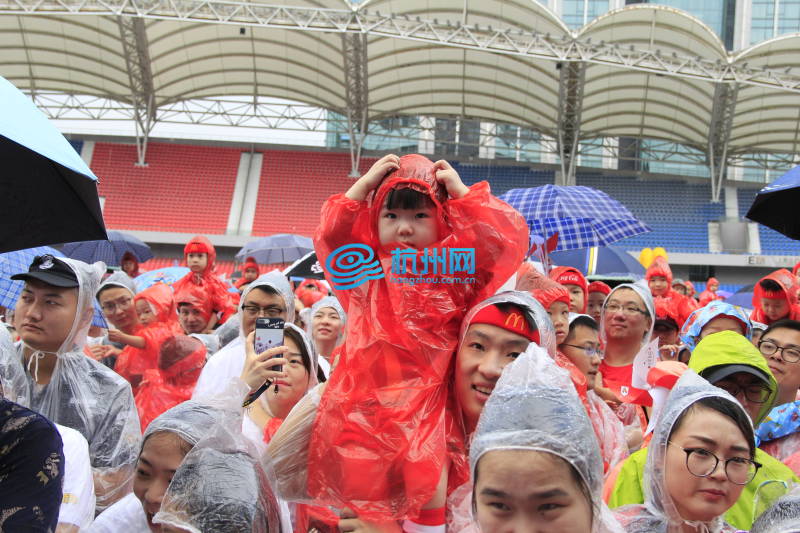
xmin=254 ymin=317 xmax=285 ymax=374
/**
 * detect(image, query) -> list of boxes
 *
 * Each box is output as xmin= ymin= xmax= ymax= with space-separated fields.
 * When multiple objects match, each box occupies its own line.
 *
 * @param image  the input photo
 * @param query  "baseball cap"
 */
xmin=701 ymin=364 xmax=771 ymax=388
xmin=11 ymin=254 xmax=79 ymax=288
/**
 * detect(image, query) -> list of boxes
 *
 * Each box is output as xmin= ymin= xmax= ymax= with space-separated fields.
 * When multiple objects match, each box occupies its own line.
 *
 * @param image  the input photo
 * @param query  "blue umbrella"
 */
xmin=236 ymin=233 xmax=314 ymax=264
xmin=550 ymin=246 xmax=645 ymax=280
xmin=746 ymin=165 xmax=800 ymax=240
xmin=0 ymin=246 xmax=107 ymax=327
xmin=61 ymin=231 xmax=153 ymax=266
xmin=0 ymin=75 xmax=106 ymax=253
xmin=724 ymin=284 xmax=755 ymax=309
xmin=134 ymin=267 xmax=190 ymax=292
xmin=499 ymin=184 xmax=651 ymax=251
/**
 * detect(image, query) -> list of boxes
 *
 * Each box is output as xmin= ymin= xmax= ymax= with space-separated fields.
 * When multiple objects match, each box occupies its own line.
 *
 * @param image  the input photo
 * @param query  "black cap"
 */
xmin=701 ymin=364 xmax=771 ymax=387
xmin=11 ymin=255 xmax=79 ymax=288
xmin=654 ymin=316 xmax=679 ymax=331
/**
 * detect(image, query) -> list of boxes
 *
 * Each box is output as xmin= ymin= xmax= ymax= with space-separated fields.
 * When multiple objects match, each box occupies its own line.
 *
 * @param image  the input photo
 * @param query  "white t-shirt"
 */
xmin=192 ymin=336 xmax=245 ymax=400
xmin=57 ymin=423 xmax=96 ymax=530
xmin=87 ymin=492 xmax=148 ymax=533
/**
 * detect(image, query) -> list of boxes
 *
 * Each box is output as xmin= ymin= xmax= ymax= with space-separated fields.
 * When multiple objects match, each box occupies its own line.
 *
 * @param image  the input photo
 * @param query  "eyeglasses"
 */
xmin=100 ymin=297 xmax=133 ymax=313
xmin=759 ymin=340 xmax=800 ymax=364
xmin=604 ymin=303 xmax=647 ymax=317
xmin=560 ymin=343 xmax=604 ymax=358
xmin=241 ymin=304 xmax=285 ymax=318
xmin=715 ymin=381 xmax=771 ymax=404
xmin=669 ymin=442 xmax=761 ymax=485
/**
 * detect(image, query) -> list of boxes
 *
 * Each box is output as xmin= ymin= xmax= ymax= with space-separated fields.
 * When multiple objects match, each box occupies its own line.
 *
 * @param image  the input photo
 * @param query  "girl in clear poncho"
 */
xmin=469 ymin=341 xmax=624 ymax=533
xmin=613 ymin=371 xmax=760 ymax=532
xmin=305 ymin=295 xmax=346 ymax=378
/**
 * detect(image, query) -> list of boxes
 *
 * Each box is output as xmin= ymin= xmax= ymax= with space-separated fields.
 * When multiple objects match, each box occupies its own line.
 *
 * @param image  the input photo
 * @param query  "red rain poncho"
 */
xmin=115 ymin=282 xmax=182 ymax=394
xmin=234 ymin=257 xmax=261 ymax=289
xmin=589 ymin=280 xmax=612 ymax=296
xmin=550 ymin=265 xmax=588 ymax=313
xmin=121 ymin=251 xmax=142 ymax=278
xmin=308 ymin=154 xmax=529 ymax=520
xmin=698 ymin=276 xmax=724 ymax=307
xmin=645 ymin=257 xmax=697 ymax=326
xmin=134 ymin=335 xmax=206 ymax=432
xmin=174 ymin=285 xmax=215 ymax=330
xmin=295 ymin=279 xmax=327 ymax=308
xmin=172 ymin=236 xmax=236 ymax=324
xmin=751 ymin=269 xmax=800 ymax=325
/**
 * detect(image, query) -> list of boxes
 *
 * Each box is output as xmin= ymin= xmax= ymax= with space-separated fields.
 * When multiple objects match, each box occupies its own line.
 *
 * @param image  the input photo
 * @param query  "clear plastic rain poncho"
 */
xmin=192 ymin=271 xmax=295 ymax=400
xmin=305 ymin=295 xmax=347 ymax=348
xmin=750 ymin=484 xmax=800 ymax=533
xmin=469 ymin=342 xmax=624 ymax=533
xmin=17 ymin=258 xmax=141 ymax=511
xmin=153 ymin=400 xmax=282 ymax=532
xmin=0 ymin=325 xmax=27 ymax=403
xmin=679 ymin=300 xmax=752 ymax=352
xmin=97 ymin=270 xmax=137 ymax=299
xmin=613 ymin=370 xmax=748 ymax=532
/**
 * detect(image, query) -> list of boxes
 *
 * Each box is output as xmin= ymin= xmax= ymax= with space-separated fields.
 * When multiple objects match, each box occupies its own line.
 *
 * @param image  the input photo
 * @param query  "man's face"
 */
xmin=240 ymin=288 xmax=288 ymax=337
xmin=98 ymin=286 xmax=139 ymax=332
xmin=712 ymin=372 xmax=771 ymax=422
xmin=759 ymin=327 xmax=800 ymax=396
xmin=564 ymin=284 xmax=585 ymax=314
xmin=16 ymin=281 xmax=79 ymax=352
xmin=456 ymin=323 xmax=531 ymax=431
xmin=761 ymin=296 xmax=790 ymax=322
xmin=648 ymin=276 xmax=668 ymax=296
xmin=186 ymin=252 xmax=208 ymax=273
xmin=653 ymin=322 xmax=680 ymax=347
xmin=603 ymin=288 xmax=651 ymax=343
xmin=178 ymin=304 xmax=209 ymax=334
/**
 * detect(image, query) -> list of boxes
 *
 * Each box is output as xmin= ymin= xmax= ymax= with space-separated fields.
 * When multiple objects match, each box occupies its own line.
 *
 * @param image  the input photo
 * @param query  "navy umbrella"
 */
xmin=236 ymin=234 xmax=313 ymax=264
xmin=724 ymin=283 xmax=755 ymax=309
xmin=0 ymin=75 xmax=106 ymax=253
xmin=61 ymin=231 xmax=153 ymax=266
xmin=550 ymin=246 xmax=645 ymax=281
xmin=746 ymin=165 xmax=800 ymax=239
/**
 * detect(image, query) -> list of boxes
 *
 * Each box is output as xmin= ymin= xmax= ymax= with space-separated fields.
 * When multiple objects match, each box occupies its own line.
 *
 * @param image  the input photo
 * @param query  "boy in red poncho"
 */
xmin=171 ymin=235 xmax=236 ymax=329
xmin=134 ymin=335 xmax=206 ymax=432
xmin=645 ymin=257 xmax=698 ymax=325
xmin=752 ymin=269 xmax=800 ymax=325
xmin=698 ymin=276 xmax=724 ymax=306
xmin=234 ymin=256 xmax=260 ymax=291
xmin=309 ymin=154 xmax=528 ymax=524
xmin=114 ymin=283 xmax=182 ymax=394
xmin=549 ymin=265 xmax=588 ymax=313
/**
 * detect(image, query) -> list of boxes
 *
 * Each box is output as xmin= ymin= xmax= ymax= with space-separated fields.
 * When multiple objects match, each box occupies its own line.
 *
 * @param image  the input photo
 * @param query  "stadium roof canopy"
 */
xmin=2 ymin=0 xmax=800 ymax=199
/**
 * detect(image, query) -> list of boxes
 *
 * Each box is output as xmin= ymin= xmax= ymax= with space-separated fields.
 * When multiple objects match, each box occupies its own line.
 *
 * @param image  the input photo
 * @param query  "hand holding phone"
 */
xmin=243 ymin=318 xmax=285 ymax=407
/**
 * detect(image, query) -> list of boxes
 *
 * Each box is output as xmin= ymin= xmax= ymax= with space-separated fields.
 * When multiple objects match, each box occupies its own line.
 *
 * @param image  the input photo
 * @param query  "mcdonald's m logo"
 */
xmin=504 ymin=312 xmax=524 ymax=330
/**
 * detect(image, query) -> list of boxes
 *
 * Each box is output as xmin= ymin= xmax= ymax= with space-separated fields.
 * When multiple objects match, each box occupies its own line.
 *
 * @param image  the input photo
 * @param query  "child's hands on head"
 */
xmin=433 ymin=159 xmax=469 ymax=199
xmin=346 ymin=154 xmax=400 ymax=202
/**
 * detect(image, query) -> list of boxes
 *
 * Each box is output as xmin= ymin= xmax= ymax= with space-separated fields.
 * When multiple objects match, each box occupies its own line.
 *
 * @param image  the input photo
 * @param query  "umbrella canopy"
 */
xmin=550 ymin=246 xmax=645 ymax=281
xmin=283 ymin=251 xmax=325 ymax=280
xmin=0 ymin=75 xmax=106 ymax=253
xmin=134 ymin=267 xmax=190 ymax=292
xmin=724 ymin=283 xmax=755 ymax=309
xmin=61 ymin=230 xmax=153 ymax=266
xmin=499 ymin=184 xmax=651 ymax=251
xmin=0 ymin=246 xmax=107 ymax=327
xmin=236 ymin=233 xmax=313 ymax=264
xmin=746 ymin=166 xmax=800 ymax=240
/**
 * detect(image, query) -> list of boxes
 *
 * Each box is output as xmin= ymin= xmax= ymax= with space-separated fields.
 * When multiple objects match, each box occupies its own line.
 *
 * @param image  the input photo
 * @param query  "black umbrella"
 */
xmin=283 ymin=251 xmax=325 ymax=280
xmin=746 ymin=165 xmax=800 ymax=240
xmin=0 ymin=75 xmax=106 ymax=253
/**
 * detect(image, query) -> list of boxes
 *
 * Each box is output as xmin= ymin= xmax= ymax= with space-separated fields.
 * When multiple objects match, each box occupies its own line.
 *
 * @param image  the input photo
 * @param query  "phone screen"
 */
xmin=254 ymin=317 xmax=285 ymax=372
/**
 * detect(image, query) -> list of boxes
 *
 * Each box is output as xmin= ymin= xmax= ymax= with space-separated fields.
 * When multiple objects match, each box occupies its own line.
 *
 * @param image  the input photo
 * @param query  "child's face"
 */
xmin=548 ymin=301 xmax=570 ymax=344
xmin=648 ymin=275 xmax=668 ymax=296
xmin=136 ymin=299 xmax=155 ymax=326
xmin=378 ymin=204 xmax=439 ymax=249
xmin=186 ymin=252 xmax=208 ymax=273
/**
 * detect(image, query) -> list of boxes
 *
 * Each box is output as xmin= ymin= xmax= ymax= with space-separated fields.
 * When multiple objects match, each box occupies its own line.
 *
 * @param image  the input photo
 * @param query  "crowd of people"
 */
xmin=2 ymin=153 xmax=800 ymax=532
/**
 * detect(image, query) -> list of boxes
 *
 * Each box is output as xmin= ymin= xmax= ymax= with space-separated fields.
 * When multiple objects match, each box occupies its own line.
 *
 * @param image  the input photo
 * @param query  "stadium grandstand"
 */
xmin=4 ymin=0 xmax=800 ymax=289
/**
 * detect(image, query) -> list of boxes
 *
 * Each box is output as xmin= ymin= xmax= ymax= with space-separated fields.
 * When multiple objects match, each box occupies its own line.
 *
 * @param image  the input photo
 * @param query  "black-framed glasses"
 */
xmin=100 ymin=297 xmax=133 ymax=313
xmin=240 ymin=304 xmax=285 ymax=318
xmin=669 ymin=442 xmax=761 ymax=485
xmin=560 ymin=343 xmax=604 ymax=358
xmin=759 ymin=340 xmax=800 ymax=363
xmin=715 ymin=381 xmax=771 ymax=404
xmin=604 ymin=303 xmax=648 ymax=317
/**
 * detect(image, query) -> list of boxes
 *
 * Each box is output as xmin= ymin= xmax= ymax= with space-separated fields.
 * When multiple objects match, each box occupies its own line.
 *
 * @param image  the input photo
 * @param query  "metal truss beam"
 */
xmin=342 ymin=32 xmax=368 ymax=177
xmin=707 ymin=83 xmax=739 ymax=202
xmin=117 ymin=15 xmax=154 ymax=165
xmin=4 ymin=1 xmax=800 ymax=94
xmin=556 ymin=61 xmax=586 ymax=186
